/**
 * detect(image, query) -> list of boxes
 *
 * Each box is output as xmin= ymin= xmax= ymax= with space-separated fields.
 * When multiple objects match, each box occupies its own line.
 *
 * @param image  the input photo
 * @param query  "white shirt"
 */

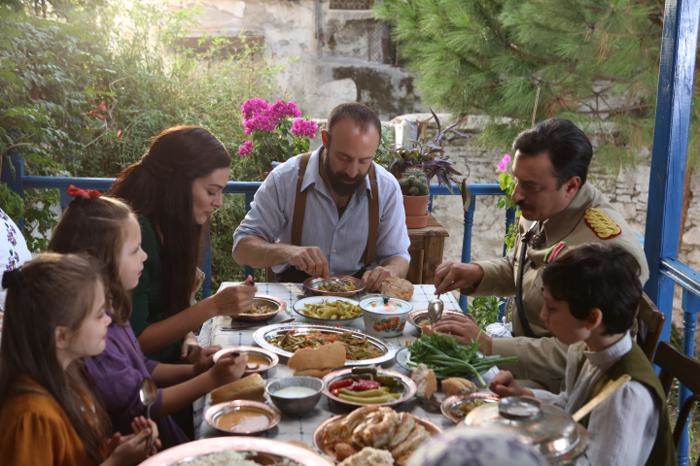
xmin=1 ymin=208 xmax=31 ymax=321
xmin=532 ymin=333 xmax=658 ymax=466
xmin=233 ymin=147 xmax=410 ymax=275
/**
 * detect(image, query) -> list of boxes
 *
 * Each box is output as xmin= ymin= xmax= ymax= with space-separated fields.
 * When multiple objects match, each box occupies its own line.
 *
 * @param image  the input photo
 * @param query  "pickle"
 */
xmin=337 ymin=391 xmax=399 ymax=404
xmin=339 ymin=387 xmax=390 ymax=398
xmin=375 ymin=375 xmax=400 ymax=388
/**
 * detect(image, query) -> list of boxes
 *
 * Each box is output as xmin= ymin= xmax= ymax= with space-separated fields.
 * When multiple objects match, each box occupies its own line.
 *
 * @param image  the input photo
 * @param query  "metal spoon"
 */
xmin=427 ymin=295 xmax=444 ymax=324
xmin=139 ymin=377 xmax=157 ymax=451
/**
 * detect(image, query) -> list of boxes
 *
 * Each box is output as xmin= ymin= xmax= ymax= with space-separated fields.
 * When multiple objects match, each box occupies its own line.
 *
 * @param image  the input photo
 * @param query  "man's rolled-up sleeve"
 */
xmin=375 ymin=178 xmax=410 ymax=263
xmin=232 ymin=173 xmax=287 ymax=255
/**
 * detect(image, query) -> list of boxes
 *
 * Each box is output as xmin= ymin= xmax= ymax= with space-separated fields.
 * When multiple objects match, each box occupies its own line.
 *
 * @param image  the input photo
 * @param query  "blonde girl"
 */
xmin=49 ymin=189 xmax=248 ymax=448
xmin=0 ymin=253 xmax=155 ymax=465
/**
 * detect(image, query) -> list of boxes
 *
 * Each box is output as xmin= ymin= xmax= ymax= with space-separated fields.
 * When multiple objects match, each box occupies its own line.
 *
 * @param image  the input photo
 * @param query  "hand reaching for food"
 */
xmin=489 ymin=370 xmax=533 ymax=398
xmin=287 ymin=245 xmax=329 ymax=278
xmin=208 ymin=352 xmax=248 ymax=387
xmin=209 ymin=281 xmax=256 ymax=316
xmin=190 ymin=344 xmax=221 ymax=374
xmin=362 ymin=266 xmax=392 ymax=292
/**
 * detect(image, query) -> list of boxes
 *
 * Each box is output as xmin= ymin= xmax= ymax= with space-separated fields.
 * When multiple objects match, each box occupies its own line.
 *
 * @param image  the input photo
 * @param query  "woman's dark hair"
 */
xmin=513 ymin=118 xmax=593 ymax=186
xmin=0 ymin=253 xmax=111 ymax=463
xmin=109 ymin=126 xmax=230 ymax=317
xmin=328 ymin=102 xmax=382 ymax=137
xmin=49 ymin=195 xmax=135 ymax=324
xmin=542 ymin=243 xmax=642 ymax=335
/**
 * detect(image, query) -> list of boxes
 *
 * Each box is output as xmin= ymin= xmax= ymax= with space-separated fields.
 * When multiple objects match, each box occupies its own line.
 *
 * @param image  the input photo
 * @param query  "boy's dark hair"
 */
xmin=513 ymin=118 xmax=593 ymax=186
xmin=328 ymin=102 xmax=382 ymax=137
xmin=542 ymin=243 xmax=642 ymax=335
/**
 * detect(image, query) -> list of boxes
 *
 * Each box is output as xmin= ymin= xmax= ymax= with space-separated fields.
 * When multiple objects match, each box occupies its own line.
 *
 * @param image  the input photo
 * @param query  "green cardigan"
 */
xmin=130 ymin=216 xmax=182 ymax=363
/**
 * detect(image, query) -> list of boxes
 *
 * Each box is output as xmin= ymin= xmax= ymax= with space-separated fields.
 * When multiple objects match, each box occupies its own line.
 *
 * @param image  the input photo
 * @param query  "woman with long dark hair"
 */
xmin=110 ymin=126 xmax=255 ymax=364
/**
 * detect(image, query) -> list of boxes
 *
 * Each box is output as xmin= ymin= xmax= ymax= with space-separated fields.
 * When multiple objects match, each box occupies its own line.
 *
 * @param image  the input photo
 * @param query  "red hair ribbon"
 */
xmin=66 ymin=184 xmax=101 ymax=199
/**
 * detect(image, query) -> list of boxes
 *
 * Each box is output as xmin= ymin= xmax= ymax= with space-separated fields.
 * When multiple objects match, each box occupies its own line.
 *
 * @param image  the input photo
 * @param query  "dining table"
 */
xmin=193 ymin=281 xmax=466 ymax=447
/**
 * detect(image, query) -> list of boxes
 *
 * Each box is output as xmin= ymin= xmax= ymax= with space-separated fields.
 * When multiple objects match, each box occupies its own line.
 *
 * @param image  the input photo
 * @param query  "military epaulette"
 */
xmin=544 ymin=241 xmax=567 ymax=264
xmin=583 ymin=207 xmax=622 ymax=239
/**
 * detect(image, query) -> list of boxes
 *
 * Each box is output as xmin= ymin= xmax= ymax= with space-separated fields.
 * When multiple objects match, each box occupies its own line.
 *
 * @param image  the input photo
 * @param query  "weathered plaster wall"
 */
xmin=168 ymin=0 xmax=423 ymax=119
xmin=388 ymin=114 xmax=700 ymax=274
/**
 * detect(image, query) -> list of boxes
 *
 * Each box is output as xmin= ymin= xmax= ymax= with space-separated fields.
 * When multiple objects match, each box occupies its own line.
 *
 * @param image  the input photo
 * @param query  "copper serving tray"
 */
xmin=212 ymin=345 xmax=280 ymax=375
xmin=233 ymin=295 xmax=286 ymax=322
xmin=139 ymin=436 xmax=333 ymax=466
xmin=407 ymin=309 xmax=465 ymax=332
xmin=204 ymin=400 xmax=281 ymax=435
xmin=440 ymin=392 xmax=500 ymax=423
xmin=303 ymin=275 xmax=364 ymax=297
xmin=252 ymin=323 xmax=397 ymax=366
xmin=321 ymin=368 xmax=416 ymax=408
xmin=312 ymin=411 xmax=441 ymax=458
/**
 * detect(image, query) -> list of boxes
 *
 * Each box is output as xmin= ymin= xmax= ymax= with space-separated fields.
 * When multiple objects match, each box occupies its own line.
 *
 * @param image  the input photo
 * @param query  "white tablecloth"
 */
xmin=194 ymin=282 xmax=463 ymax=445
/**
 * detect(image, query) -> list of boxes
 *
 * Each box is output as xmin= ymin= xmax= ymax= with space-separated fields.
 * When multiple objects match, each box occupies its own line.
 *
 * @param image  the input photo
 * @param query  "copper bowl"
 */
xmin=303 ymin=275 xmax=364 ymax=297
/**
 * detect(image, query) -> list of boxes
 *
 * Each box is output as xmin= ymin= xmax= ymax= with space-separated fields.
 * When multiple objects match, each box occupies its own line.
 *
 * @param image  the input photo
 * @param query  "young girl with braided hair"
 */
xmin=48 ymin=188 xmax=248 ymax=448
xmin=0 ymin=253 xmax=157 ymax=465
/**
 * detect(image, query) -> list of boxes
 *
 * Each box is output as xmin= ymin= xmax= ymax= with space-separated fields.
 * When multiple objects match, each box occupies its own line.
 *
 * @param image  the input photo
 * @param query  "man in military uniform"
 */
xmin=432 ymin=118 xmax=648 ymax=392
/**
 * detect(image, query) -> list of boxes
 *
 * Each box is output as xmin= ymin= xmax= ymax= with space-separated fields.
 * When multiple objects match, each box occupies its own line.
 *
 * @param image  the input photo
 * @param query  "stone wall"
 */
xmin=168 ymin=0 xmax=424 ymax=119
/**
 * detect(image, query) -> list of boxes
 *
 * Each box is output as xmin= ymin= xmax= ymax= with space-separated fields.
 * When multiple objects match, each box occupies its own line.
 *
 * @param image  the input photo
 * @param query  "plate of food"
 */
xmin=204 ymin=400 xmax=281 ymax=435
xmin=322 ymin=366 xmax=416 ymax=408
xmin=293 ymin=296 xmax=362 ymax=323
xmin=139 ymin=436 xmax=333 ymax=466
xmin=212 ymin=345 xmax=279 ymax=375
xmin=303 ymin=275 xmax=364 ymax=297
xmin=233 ymin=295 xmax=285 ymax=322
xmin=440 ymin=392 xmax=500 ymax=423
xmin=252 ymin=323 xmax=397 ymax=366
xmin=313 ymin=405 xmax=441 ymax=465
xmin=407 ymin=309 xmax=465 ymax=334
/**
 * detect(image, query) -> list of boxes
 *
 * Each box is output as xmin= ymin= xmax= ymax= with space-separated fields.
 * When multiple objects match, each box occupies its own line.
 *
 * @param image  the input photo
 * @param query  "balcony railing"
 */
xmin=2 ymin=152 xmax=512 ymax=304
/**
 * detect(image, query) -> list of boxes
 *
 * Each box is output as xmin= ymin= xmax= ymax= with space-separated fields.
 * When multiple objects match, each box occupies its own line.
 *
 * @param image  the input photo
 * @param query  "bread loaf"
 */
xmin=210 ymin=373 xmax=265 ymax=404
xmin=380 ymin=277 xmax=414 ymax=301
xmin=441 ymin=377 xmax=478 ymax=396
xmin=338 ymin=447 xmax=395 ymax=466
xmin=411 ymin=364 xmax=437 ymax=399
xmin=288 ymin=341 xmax=346 ymax=375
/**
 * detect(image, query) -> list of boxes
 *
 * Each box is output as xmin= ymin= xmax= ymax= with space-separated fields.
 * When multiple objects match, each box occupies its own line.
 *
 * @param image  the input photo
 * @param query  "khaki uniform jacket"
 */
xmin=472 ymin=183 xmax=649 ymax=391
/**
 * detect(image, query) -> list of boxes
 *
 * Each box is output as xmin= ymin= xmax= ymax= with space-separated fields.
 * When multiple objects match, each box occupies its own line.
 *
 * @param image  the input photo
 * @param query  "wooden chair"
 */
xmin=636 ymin=293 xmax=665 ymax=361
xmin=653 ymin=341 xmax=700 ymax=464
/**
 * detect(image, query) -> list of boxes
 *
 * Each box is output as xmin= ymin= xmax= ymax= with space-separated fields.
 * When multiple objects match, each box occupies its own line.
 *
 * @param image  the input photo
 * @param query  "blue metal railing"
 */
xmin=3 ymin=153 xmax=512 ymax=306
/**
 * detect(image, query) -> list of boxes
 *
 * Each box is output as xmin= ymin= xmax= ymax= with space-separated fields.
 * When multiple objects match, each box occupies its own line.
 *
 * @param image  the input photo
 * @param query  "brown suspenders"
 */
xmin=290 ymin=152 xmax=379 ymax=266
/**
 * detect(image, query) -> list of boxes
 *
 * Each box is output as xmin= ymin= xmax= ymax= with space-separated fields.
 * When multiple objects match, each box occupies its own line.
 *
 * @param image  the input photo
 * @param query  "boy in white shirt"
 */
xmin=489 ymin=243 xmax=675 ymax=466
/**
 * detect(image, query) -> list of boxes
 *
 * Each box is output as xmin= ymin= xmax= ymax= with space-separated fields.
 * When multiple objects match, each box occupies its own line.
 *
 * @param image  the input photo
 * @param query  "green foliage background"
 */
xmin=374 ymin=0 xmax=699 ymax=170
xmin=0 ymin=1 xmax=280 ymax=287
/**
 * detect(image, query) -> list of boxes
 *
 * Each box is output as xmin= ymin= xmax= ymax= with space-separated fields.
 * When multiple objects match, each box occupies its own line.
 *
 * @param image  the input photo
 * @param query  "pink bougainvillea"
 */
xmin=290 ymin=118 xmax=318 ymax=138
xmin=497 ymin=153 xmax=512 ymax=173
xmin=237 ymin=140 xmax=254 ymax=156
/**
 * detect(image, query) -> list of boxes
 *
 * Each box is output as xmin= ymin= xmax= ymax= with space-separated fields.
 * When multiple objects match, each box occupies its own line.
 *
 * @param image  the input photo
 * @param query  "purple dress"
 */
xmin=84 ymin=323 xmax=190 ymax=448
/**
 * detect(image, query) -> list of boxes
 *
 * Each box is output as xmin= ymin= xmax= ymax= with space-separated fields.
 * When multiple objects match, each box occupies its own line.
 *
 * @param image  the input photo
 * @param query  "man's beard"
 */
xmin=323 ymin=154 xmax=366 ymax=197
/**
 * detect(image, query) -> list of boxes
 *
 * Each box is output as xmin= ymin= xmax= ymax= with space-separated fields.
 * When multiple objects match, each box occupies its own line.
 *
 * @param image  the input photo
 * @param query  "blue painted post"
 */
xmin=459 ymin=196 xmax=476 ymax=311
xmin=645 ymin=1 xmax=699 ymax=464
xmin=678 ymin=290 xmax=700 ymax=465
xmin=643 ymin=0 xmax=699 ymax=351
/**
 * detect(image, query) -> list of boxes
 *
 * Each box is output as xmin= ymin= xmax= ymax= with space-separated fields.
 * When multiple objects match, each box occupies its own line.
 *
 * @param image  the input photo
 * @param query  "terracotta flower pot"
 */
xmin=403 ymin=195 xmax=429 ymax=229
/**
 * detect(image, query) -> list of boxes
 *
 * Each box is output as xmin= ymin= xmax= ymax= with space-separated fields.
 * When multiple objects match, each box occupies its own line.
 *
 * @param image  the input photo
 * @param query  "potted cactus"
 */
xmin=399 ymin=168 xmax=430 ymax=228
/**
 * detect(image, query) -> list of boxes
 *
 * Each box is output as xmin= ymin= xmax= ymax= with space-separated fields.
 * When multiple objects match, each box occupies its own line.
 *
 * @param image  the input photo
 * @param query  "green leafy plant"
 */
xmin=0 ymin=1 xmax=279 ymax=285
xmin=380 ymin=110 xmax=462 ymax=191
xmin=468 ymin=296 xmax=503 ymax=329
xmin=496 ymin=153 xmax=519 ymax=251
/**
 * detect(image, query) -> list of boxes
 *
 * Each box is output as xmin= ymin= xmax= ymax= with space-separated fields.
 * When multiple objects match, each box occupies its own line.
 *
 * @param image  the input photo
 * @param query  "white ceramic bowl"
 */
xmin=359 ymin=296 xmax=413 ymax=337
